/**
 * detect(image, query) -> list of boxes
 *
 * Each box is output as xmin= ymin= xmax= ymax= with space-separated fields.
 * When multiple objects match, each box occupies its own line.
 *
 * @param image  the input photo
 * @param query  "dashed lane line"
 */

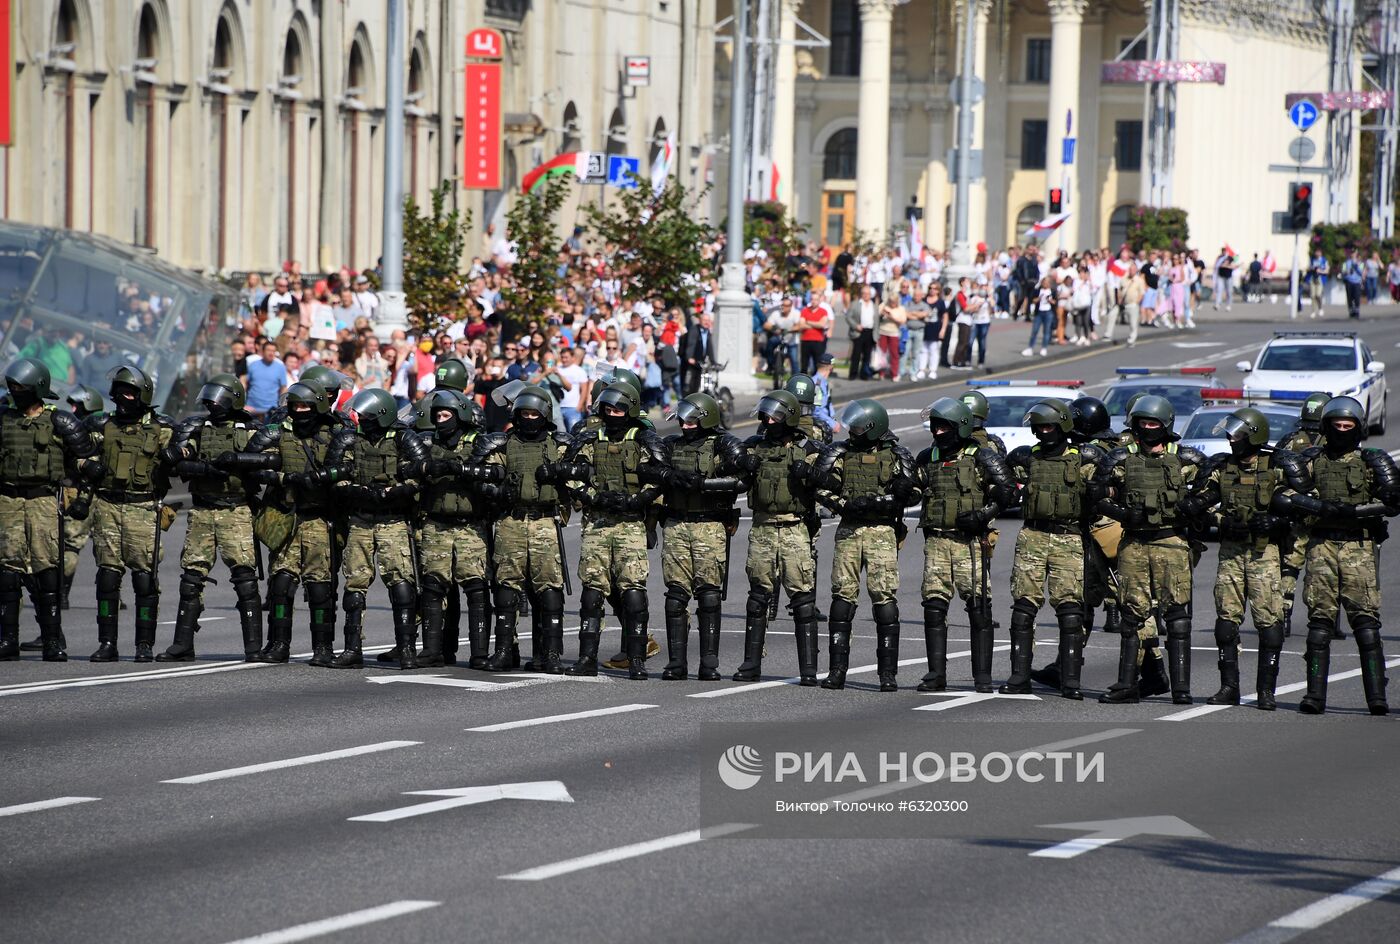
xmin=1220 ymin=864 xmax=1400 ymax=944
xmin=1158 ymin=656 xmax=1400 ymax=721
xmin=0 ymin=796 xmax=100 ymax=817
xmin=465 ymin=703 xmax=657 ymax=733
xmin=689 ymin=644 xmax=1011 ymax=699
xmin=219 ymin=900 xmax=441 ymax=944
xmin=161 ymin=740 xmax=421 ymax=785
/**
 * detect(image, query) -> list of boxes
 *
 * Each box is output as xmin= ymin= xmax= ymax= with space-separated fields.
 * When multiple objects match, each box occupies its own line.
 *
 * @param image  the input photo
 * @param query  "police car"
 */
xmin=965 ymin=379 xmax=1085 ymax=452
xmin=1103 ymin=367 xmax=1226 ymax=437
xmin=1235 ymin=330 xmax=1387 ymax=434
xmin=1179 ymin=390 xmax=1303 ymax=456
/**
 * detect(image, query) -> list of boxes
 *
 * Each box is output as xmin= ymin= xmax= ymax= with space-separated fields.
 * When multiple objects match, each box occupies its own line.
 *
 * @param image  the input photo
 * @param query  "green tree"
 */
xmin=500 ymin=175 xmax=570 ymax=321
xmin=401 ymin=180 xmax=473 ymax=329
xmin=586 ymin=174 xmax=716 ymax=307
xmin=742 ymin=200 xmax=808 ymax=287
xmin=1126 ymin=205 xmax=1190 ymax=252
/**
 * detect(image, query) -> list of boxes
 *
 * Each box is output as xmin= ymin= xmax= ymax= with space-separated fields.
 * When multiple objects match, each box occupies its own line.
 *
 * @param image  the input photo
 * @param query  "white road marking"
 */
xmin=1028 ymin=815 xmax=1208 ymax=859
xmin=1221 ymin=864 xmax=1400 ymax=944
xmin=219 ymin=900 xmax=440 ymax=944
xmin=161 ymin=740 xmax=420 ymax=784
xmin=466 ymin=703 xmax=657 ymax=732
xmin=0 ymin=796 xmax=100 ymax=818
xmin=914 ymin=691 xmax=1041 ymax=712
xmin=158 ymin=616 xmax=227 ymax=626
xmin=1170 ymin=342 xmax=1224 ymax=348
xmin=689 ymin=645 xmax=1010 ymax=699
xmin=366 ymin=674 xmax=542 ymax=692
xmin=498 ymin=823 xmax=756 ymax=881
xmin=1158 ymin=656 xmax=1400 ymax=721
xmin=349 ymin=781 xmax=574 ymax=823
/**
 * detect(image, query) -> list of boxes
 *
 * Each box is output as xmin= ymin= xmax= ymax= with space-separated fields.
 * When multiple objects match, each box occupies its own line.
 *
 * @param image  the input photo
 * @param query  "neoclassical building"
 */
xmin=3 ymin=0 xmax=716 ymax=275
xmin=715 ymin=0 xmax=1356 ymax=258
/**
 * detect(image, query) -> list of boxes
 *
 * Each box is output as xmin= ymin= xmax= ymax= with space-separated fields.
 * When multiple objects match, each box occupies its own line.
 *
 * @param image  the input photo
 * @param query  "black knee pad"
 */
xmin=746 ymin=589 xmax=770 ymax=619
xmin=695 ymin=587 xmax=722 ymax=614
xmin=305 ymin=581 xmax=335 ymax=611
xmin=461 ymin=577 xmax=489 ymax=596
xmin=233 ymin=577 xmax=260 ymax=609
xmin=493 ymin=585 xmax=520 ymax=612
xmin=923 ymin=598 xmax=949 ymax=623
xmin=1352 ymin=615 xmax=1382 ymax=650
xmin=790 ymin=590 xmax=818 ymax=622
xmin=829 ymin=597 xmax=857 ymax=624
xmin=268 ymin=570 xmax=297 ymax=604
xmin=0 ymin=570 xmax=21 ymax=596
xmin=31 ymin=567 xmax=62 ymax=594
xmin=664 ymin=583 xmax=690 ymax=618
xmin=621 ymin=588 xmax=648 ymax=620
xmin=579 ymin=587 xmax=606 ymax=619
xmin=131 ymin=571 xmax=157 ymax=598
xmin=388 ymin=581 xmax=416 ymax=609
xmin=1257 ymin=622 xmax=1284 ymax=651
xmin=1305 ymin=620 xmax=1333 ymax=648
xmin=96 ymin=567 xmax=123 ymax=596
xmin=1119 ymin=613 xmax=1145 ymax=637
xmin=967 ymin=596 xmax=992 ymax=620
xmin=1013 ymin=598 xmax=1040 ymax=619
xmin=871 ymin=600 xmax=898 ymax=626
xmin=177 ymin=569 xmax=205 ymax=601
xmin=229 ymin=565 xmax=257 ymax=584
xmin=1163 ymin=604 xmax=1190 ymax=625
xmin=537 ymin=587 xmax=564 ymax=615
xmin=419 ymin=573 xmax=450 ymax=598
xmin=342 ymin=589 xmax=367 ymax=614
xmin=1054 ymin=601 xmax=1083 ymax=620
xmin=1213 ymin=619 xmax=1240 ymax=647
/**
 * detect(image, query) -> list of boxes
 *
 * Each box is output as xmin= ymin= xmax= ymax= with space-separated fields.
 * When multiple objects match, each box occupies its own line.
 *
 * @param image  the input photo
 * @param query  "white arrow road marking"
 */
xmin=1158 ymin=656 xmax=1400 ymax=721
xmin=0 ymin=796 xmax=100 ymax=817
xmin=162 ymin=741 xmax=420 ymax=784
xmin=466 ymin=703 xmax=657 ymax=732
xmin=1220 ymin=864 xmax=1400 ymax=944
xmin=1030 ymin=815 xmax=1209 ymax=859
xmin=219 ymin=900 xmax=440 ymax=944
xmin=366 ymin=672 xmax=611 ymax=693
xmin=914 ymin=691 xmax=1041 ymax=712
xmin=349 ymin=781 xmax=573 ymax=823
xmin=1170 ymin=341 xmax=1224 ymax=348
xmin=691 ymin=645 xmax=1011 ymax=699
xmin=499 ymin=823 xmax=756 ymax=881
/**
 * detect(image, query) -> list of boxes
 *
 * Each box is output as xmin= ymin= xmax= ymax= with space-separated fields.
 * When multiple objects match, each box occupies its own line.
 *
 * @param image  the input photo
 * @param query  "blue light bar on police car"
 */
xmin=1114 ymin=367 xmax=1216 ymax=376
xmin=968 ymin=379 xmax=1084 ymax=388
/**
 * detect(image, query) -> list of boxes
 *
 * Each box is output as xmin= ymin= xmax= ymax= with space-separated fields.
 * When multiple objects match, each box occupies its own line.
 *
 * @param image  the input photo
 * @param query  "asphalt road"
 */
xmin=4 ymin=305 xmax=1400 ymax=944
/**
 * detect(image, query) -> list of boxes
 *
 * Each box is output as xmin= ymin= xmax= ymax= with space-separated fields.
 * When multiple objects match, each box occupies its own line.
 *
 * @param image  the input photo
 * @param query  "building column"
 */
xmin=771 ymin=0 xmax=801 ymax=208
xmin=888 ymin=98 xmax=909 ymax=232
xmin=924 ymin=100 xmax=950 ymax=250
xmin=1047 ymin=0 xmax=1087 ymax=251
xmin=855 ymin=0 xmax=895 ymax=237
xmin=959 ymin=0 xmax=992 ymax=250
xmin=794 ymin=96 xmax=817 ymax=229
xmin=1076 ymin=11 xmax=1104 ymax=249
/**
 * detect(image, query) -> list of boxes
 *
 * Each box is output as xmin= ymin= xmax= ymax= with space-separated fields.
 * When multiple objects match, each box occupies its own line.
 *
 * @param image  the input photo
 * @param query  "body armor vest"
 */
xmin=279 ymin=422 xmax=333 ymax=511
xmin=669 ymin=436 xmax=724 ymax=514
xmin=100 ymin=414 xmax=164 ymax=493
xmin=921 ymin=445 xmax=981 ymax=530
xmin=190 ymin=420 xmax=251 ymax=502
xmin=1218 ymin=454 xmax=1278 ymax=524
xmin=840 ymin=445 xmax=897 ymax=504
xmin=1313 ymin=452 xmax=1370 ymax=506
xmin=426 ymin=432 xmax=479 ymax=517
xmin=0 ymin=407 xmax=65 ymax=486
xmin=1022 ymin=446 xmax=1083 ymax=523
xmin=750 ymin=440 xmax=807 ymax=518
xmin=1122 ymin=443 xmax=1184 ymax=527
xmin=591 ymin=427 xmax=643 ymax=495
xmin=348 ymin=430 xmax=401 ymax=488
xmin=506 ymin=435 xmax=559 ymax=507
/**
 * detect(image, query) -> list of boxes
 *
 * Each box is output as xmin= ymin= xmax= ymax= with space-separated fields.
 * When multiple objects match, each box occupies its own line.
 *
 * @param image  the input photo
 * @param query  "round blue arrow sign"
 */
xmin=1289 ymin=100 xmax=1319 ymax=133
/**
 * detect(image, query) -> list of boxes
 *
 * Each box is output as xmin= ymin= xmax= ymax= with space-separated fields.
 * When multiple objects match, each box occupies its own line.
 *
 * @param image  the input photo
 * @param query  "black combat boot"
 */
xmin=622 ymin=589 xmax=650 ymax=681
xmin=521 ymin=593 xmax=544 ymax=671
xmin=732 ymin=590 xmax=768 ymax=681
xmin=661 ymin=584 xmax=690 ymax=680
xmin=695 ymin=588 xmax=723 ymax=681
xmin=32 ymin=568 xmax=65 ymax=662
xmin=536 ymin=588 xmax=565 ymax=674
xmin=262 ymin=571 xmax=296 ymax=664
xmin=1138 ymin=639 xmax=1171 ymax=697
xmin=306 ymin=582 xmax=337 ymax=667
xmin=1102 ymin=603 xmax=1122 ymax=636
xmin=486 ymin=586 xmax=522 ymax=671
xmin=1299 ymin=619 xmax=1333 ymax=714
xmin=793 ymin=591 xmax=820 ymax=686
xmin=131 ymin=571 xmax=159 ymax=663
xmin=1055 ymin=604 xmax=1085 ymax=700
xmin=968 ymin=597 xmax=996 ymax=693
xmin=1165 ymin=612 xmax=1194 ymax=705
xmin=1353 ymin=616 xmax=1389 ymax=716
xmin=330 ymin=591 xmax=365 ymax=668
xmin=999 ymin=601 xmax=1037 ymax=694
xmin=567 ymin=588 xmax=604 ymax=676
xmin=917 ymin=599 xmax=949 ymax=692
xmin=465 ymin=581 xmax=492 ymax=670
xmin=1255 ymin=622 xmax=1283 ymax=711
xmin=0 ymin=570 xmax=22 ymax=661
xmin=389 ymin=582 xmax=419 ymax=670
xmin=157 ymin=570 xmax=203 ymax=663
xmin=90 ymin=567 xmax=122 ymax=662
xmin=873 ymin=600 xmax=899 ymax=692
xmin=821 ymin=598 xmax=855 ymax=690
xmin=1206 ymin=619 xmax=1241 ymax=706
xmin=231 ymin=568 xmax=264 ymax=662
xmin=442 ymin=583 xmax=462 ymax=666
xmin=417 ymin=580 xmax=446 ymax=668
xmin=1100 ymin=626 xmax=1142 ymax=703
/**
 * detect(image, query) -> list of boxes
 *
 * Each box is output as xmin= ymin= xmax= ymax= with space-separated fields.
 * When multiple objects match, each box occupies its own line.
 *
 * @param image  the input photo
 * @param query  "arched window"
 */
xmin=211 ymin=15 xmax=236 ymax=268
xmin=649 ymin=118 xmax=668 ymax=171
xmin=561 ymin=101 xmax=580 ymax=153
xmin=1108 ymin=204 xmax=1133 ymax=253
xmin=1016 ymin=203 xmax=1046 ymax=243
xmin=279 ymin=28 xmax=302 ymax=261
xmin=282 ymin=29 xmax=302 ymax=79
xmin=606 ymin=109 xmax=626 ymax=157
xmin=823 ymin=128 xmax=857 ymax=180
xmin=407 ymin=47 xmax=425 ymax=199
xmin=133 ymin=3 xmax=161 ymax=247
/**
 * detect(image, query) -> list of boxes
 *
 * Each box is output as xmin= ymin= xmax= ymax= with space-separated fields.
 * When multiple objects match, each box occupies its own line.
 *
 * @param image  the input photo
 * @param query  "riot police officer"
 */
xmin=958 ymin=389 xmax=1008 ymax=455
xmin=658 ymin=392 xmax=746 ymax=680
xmin=1070 ymin=395 xmax=1123 ymax=637
xmin=158 ymin=374 xmax=263 ymax=662
xmin=1095 ymin=395 xmax=1206 ymax=704
xmin=816 ymin=399 xmax=917 ymax=691
xmin=325 ymin=389 xmax=429 ymax=669
xmin=1002 ymin=399 xmax=1106 ymax=699
xmin=0 ymin=359 xmax=97 ymax=662
xmin=784 ymin=373 xmax=834 ymax=445
xmin=912 ymin=398 xmax=1015 ymax=692
xmin=88 ymin=366 xmax=175 ymax=662
xmin=1275 ymin=391 xmax=1331 ymax=638
xmin=1179 ymin=407 xmax=1309 ymax=708
xmin=734 ymin=390 xmax=828 ymax=684
xmin=1277 ymin=396 xmax=1397 ymax=715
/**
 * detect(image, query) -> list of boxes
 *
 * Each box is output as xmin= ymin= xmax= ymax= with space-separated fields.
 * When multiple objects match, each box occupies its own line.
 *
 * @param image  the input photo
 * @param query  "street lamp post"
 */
xmin=376 ymin=0 xmax=409 ymax=341
xmin=945 ymin=0 xmax=978 ymax=280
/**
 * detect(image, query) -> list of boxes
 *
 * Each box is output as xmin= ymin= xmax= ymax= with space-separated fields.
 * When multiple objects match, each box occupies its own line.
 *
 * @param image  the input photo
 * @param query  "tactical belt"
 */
xmin=1124 ymin=526 xmax=1181 ymax=542
xmin=508 ymin=506 xmax=557 ymax=520
xmin=1022 ymin=520 xmax=1081 ymax=535
xmin=97 ymin=489 xmax=155 ymax=504
xmin=0 ymin=484 xmax=54 ymax=500
xmin=920 ymin=526 xmax=979 ymax=538
xmin=841 ymin=516 xmax=896 ymax=528
xmin=1311 ymin=527 xmax=1373 ymax=542
xmin=665 ymin=511 xmax=728 ymax=523
xmin=425 ymin=512 xmax=487 ymax=526
xmin=191 ymin=496 xmax=245 ymax=511
xmin=349 ymin=508 xmax=409 ymax=524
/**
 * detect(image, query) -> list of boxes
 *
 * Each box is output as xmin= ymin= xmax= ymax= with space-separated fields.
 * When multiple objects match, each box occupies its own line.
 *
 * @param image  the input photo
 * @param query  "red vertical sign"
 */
xmin=463 ymin=63 xmax=502 ymax=190
xmin=0 ymin=0 xmax=12 ymax=147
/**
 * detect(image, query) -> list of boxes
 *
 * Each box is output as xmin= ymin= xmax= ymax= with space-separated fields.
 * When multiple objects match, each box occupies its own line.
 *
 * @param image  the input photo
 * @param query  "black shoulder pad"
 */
xmin=1006 ymin=444 xmax=1033 ymax=469
xmin=1178 ymin=445 xmax=1208 ymax=466
xmin=471 ymin=431 xmax=509 ymax=461
xmin=1078 ymin=443 xmax=1107 ymax=466
xmin=1362 ymin=447 xmax=1400 ymax=492
xmin=915 ymin=445 xmax=934 ymax=466
xmin=398 ymin=429 xmax=431 ymax=462
xmin=1107 ymin=446 xmax=1131 ymax=464
xmin=742 ymin=434 xmax=766 ymax=449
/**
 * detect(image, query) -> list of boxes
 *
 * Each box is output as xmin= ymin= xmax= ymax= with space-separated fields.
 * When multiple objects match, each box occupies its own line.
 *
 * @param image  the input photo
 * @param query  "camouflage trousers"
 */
xmin=1117 ymin=533 xmax=1193 ymax=644
xmin=92 ymin=497 xmax=162 ymax=574
xmin=420 ymin=518 xmax=489 ymax=584
xmin=63 ymin=504 xmax=93 ymax=581
xmin=662 ymin=519 xmax=728 ymax=590
xmin=579 ymin=515 xmax=648 ymax=595
xmin=494 ymin=514 xmax=564 ymax=593
xmin=1214 ymin=539 xmax=1283 ymax=628
xmin=269 ymin=515 xmax=336 ymax=583
xmin=1304 ymin=537 xmax=1380 ymax=625
xmin=746 ymin=521 xmax=816 ymax=596
xmin=181 ymin=505 xmax=257 ymax=575
xmin=1010 ymin=526 xmax=1084 ymax=609
xmin=830 ymin=523 xmax=899 ymax=605
xmin=0 ymin=493 xmax=62 ymax=574
xmin=343 ymin=519 xmax=415 ymax=592
xmin=920 ymin=531 xmax=988 ymax=604
xmin=1280 ymin=527 xmax=1308 ymax=609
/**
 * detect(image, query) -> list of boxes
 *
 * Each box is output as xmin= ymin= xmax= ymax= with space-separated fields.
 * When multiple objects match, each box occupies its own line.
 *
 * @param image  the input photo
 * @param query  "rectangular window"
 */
xmin=829 ymin=1 xmax=862 ymax=77
xmin=1120 ymin=37 xmax=1148 ymax=61
xmin=1026 ymin=38 xmax=1051 ymax=83
xmin=1021 ymin=120 xmax=1048 ymax=170
xmin=1115 ymin=120 xmax=1143 ymax=171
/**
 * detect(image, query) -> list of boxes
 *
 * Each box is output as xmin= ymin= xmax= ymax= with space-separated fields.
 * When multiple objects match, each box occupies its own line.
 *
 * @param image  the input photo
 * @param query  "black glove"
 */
xmin=845 ymin=495 xmax=874 ymax=516
xmin=1321 ymin=500 xmax=1355 ymax=519
xmin=477 ymin=483 xmax=502 ymax=501
xmin=464 ymin=462 xmax=506 ymax=483
xmin=66 ymin=496 xmax=91 ymax=521
xmin=1249 ymin=513 xmax=1282 ymax=535
xmin=286 ymin=470 xmax=324 ymax=491
xmin=955 ymin=508 xmax=988 ymax=531
xmin=1122 ymin=506 xmax=1148 ymax=530
xmin=536 ymin=461 xmax=558 ymax=485
xmin=176 ymin=460 xmax=227 ymax=481
xmin=1177 ymin=495 xmax=1207 ymax=521
xmin=215 ymin=451 xmax=243 ymax=468
xmin=1219 ymin=512 xmax=1250 ymax=536
xmin=344 ymin=483 xmax=377 ymax=504
xmin=426 ymin=458 xmax=464 ymax=479
xmin=790 ymin=459 xmax=815 ymax=484
xmin=593 ymin=491 xmax=625 ymax=511
xmin=737 ymin=453 xmax=762 ymax=474
xmin=160 ymin=445 xmax=188 ymax=465
xmin=672 ymin=469 xmax=704 ymax=490
xmin=79 ymin=460 xmax=106 ymax=485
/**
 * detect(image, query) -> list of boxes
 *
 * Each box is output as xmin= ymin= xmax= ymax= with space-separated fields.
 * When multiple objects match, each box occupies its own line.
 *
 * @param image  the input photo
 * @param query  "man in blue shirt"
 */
xmin=812 ymin=353 xmax=837 ymax=431
xmin=244 ymin=341 xmax=288 ymax=419
xmin=1308 ymin=251 xmax=1330 ymax=317
xmin=1341 ymin=248 xmax=1364 ymax=319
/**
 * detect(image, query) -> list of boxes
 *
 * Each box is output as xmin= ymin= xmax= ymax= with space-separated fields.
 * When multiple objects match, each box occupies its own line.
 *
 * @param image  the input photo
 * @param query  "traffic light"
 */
xmin=1288 ymin=182 xmax=1312 ymax=231
xmin=1048 ymin=188 xmax=1063 ymax=214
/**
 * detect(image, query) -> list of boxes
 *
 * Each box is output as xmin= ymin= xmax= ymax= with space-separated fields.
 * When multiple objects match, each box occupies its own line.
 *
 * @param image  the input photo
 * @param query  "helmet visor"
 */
xmin=751 ymin=395 xmax=792 ymax=425
xmin=199 ymin=383 xmax=238 ymax=412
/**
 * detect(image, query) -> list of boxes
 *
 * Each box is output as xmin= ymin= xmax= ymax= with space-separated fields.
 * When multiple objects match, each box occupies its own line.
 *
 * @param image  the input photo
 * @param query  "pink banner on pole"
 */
xmin=1284 ymin=91 xmax=1393 ymax=111
xmin=1101 ymin=61 xmax=1226 ymax=85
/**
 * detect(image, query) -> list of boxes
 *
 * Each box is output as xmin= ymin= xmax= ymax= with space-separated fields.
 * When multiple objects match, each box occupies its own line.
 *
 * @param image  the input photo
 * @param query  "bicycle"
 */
xmin=698 ymin=360 xmax=734 ymax=428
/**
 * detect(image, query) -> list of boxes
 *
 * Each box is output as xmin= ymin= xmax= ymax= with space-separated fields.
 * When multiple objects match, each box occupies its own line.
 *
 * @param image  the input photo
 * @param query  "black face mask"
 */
xmin=763 ymin=417 xmax=790 ymax=441
xmin=112 ymin=387 xmax=143 ymax=420
xmin=1326 ymin=423 xmax=1364 ymax=453
xmin=203 ymin=401 xmax=229 ymax=421
xmin=7 ymin=383 xmax=36 ymax=408
xmin=932 ymin=426 xmax=962 ymax=453
xmin=602 ymin=412 xmax=630 ymax=435
xmin=514 ymin=413 xmax=551 ymax=439
xmin=1228 ymin=435 xmax=1255 ymax=458
xmin=1133 ymin=422 xmax=1170 ymax=447
xmin=1033 ymin=426 xmax=1065 ymax=448
xmin=289 ymin=407 xmax=317 ymax=433
xmin=434 ymin=415 xmax=459 ymax=439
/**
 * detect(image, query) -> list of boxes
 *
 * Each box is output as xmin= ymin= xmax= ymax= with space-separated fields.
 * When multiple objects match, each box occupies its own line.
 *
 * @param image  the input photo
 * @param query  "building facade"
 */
xmin=714 ymin=0 xmax=1357 ymax=258
xmin=2 ymin=0 xmax=716 ymax=276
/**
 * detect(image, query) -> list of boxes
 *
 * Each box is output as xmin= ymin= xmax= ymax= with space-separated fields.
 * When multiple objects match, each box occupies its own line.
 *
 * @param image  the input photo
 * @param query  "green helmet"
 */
xmin=600 ymin=367 xmax=643 ymax=400
xmin=1022 ymin=398 xmax=1073 ymax=434
xmin=1214 ymin=406 xmax=1270 ymax=448
xmin=299 ymin=364 xmax=350 ymax=395
xmin=512 ymin=384 xmax=556 ymax=420
xmin=784 ymin=373 xmax=818 ymax=411
xmin=673 ymin=392 xmax=723 ymax=431
xmin=433 ymin=358 xmax=472 ymax=392
xmin=5 ymin=358 xmax=57 ymax=400
xmin=841 ymin=398 xmax=890 ymax=445
xmin=108 ymin=365 xmax=155 ymax=407
xmin=198 ymin=372 xmax=246 ymax=414
xmin=1128 ymin=394 xmax=1175 ymax=429
xmin=596 ymin=383 xmax=641 ymax=419
xmin=286 ymin=381 xmax=330 ymax=416
xmin=1320 ymin=395 xmax=1366 ymax=426
xmin=67 ymin=384 xmax=104 ymax=415
xmin=1300 ymin=391 xmax=1330 ymax=429
xmin=346 ymin=388 xmax=399 ymax=432
xmin=429 ymin=388 xmax=477 ymax=426
xmin=921 ymin=396 xmax=975 ymax=440
xmin=412 ymin=398 xmax=435 ymax=431
xmin=1123 ymin=391 xmax=1151 ymax=417
xmin=752 ymin=389 xmax=801 ymax=428
xmin=959 ymin=389 xmax=990 ymax=428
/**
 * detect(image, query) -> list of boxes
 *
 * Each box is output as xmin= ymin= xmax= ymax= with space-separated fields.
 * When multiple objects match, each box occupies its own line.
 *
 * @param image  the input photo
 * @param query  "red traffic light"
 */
xmin=1296 ymin=184 xmax=1311 ymax=200
xmin=1048 ymin=188 xmax=1063 ymax=213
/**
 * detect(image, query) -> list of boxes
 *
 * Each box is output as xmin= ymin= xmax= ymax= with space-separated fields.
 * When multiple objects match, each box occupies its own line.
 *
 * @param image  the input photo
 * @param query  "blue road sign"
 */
xmin=606 ymin=155 xmax=641 ymax=188
xmin=1061 ymin=137 xmax=1076 ymax=165
xmin=1288 ymin=99 xmax=1319 ymax=133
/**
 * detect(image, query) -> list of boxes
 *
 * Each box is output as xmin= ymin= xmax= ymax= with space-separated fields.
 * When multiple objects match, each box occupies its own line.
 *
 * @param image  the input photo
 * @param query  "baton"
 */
xmin=554 ymin=516 xmax=572 ymax=596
